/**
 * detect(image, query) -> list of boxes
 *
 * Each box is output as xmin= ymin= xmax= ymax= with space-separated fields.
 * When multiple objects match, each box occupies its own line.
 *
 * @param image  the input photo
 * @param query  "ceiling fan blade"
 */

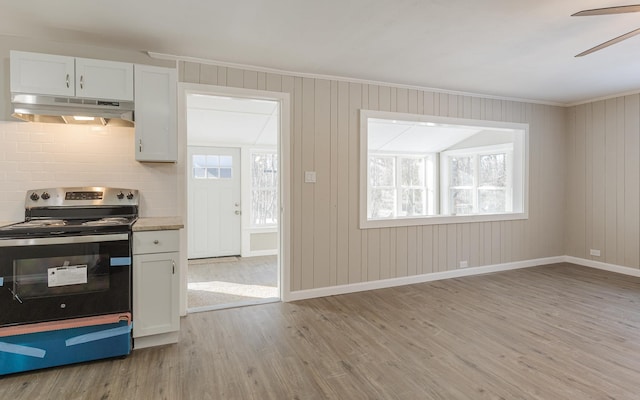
xmin=572 ymin=5 xmax=640 ymax=16
xmin=576 ymin=27 xmax=640 ymax=56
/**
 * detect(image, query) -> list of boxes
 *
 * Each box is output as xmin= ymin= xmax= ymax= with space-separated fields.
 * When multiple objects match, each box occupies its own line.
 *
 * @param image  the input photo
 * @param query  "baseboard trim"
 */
xmin=285 ymin=256 xmax=565 ymax=302
xmin=563 ymin=256 xmax=640 ymax=277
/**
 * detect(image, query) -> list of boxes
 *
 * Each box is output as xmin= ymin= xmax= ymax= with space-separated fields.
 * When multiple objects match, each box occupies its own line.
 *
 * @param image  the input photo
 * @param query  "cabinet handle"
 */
xmin=172 ymin=260 xmax=175 ymax=274
xmin=153 ymin=239 xmax=159 ymax=244
xmin=139 ymin=139 xmax=143 ymax=153
xmin=80 ymin=75 xmax=84 ymax=90
xmin=66 ymin=74 xmax=69 ymax=88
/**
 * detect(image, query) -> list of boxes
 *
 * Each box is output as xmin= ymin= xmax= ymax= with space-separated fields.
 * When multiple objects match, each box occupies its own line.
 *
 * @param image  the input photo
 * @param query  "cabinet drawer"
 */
xmin=133 ymin=230 xmax=179 ymax=254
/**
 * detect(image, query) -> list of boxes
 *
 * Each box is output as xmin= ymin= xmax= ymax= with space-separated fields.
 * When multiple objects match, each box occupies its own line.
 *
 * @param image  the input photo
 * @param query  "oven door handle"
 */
xmin=0 ymin=233 xmax=129 ymax=247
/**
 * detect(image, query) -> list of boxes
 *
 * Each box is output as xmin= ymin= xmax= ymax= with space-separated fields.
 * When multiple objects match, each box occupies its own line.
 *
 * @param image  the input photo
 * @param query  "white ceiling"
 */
xmin=187 ymin=95 xmax=278 ymax=147
xmin=2 ymin=0 xmax=640 ymax=104
xmin=368 ymin=119 xmax=481 ymax=153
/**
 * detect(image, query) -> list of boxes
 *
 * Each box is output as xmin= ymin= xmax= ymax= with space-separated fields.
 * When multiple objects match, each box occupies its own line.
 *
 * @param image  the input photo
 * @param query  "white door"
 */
xmin=188 ymin=146 xmax=242 ymax=259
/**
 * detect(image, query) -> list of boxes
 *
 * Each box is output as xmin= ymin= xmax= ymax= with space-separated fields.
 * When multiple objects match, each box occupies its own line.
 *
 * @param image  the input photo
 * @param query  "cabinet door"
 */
xmin=134 ymin=65 xmax=177 ymax=162
xmin=10 ymin=51 xmax=75 ymax=96
xmin=133 ymin=252 xmax=179 ymax=338
xmin=75 ymin=58 xmax=134 ymax=100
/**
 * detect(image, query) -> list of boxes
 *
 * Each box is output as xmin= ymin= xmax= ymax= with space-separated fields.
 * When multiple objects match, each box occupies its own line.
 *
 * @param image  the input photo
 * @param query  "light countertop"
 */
xmin=133 ymin=217 xmax=184 ymax=232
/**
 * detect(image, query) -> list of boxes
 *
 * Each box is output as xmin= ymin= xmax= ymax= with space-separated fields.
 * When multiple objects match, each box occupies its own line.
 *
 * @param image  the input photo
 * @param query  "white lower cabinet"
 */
xmin=133 ymin=230 xmax=180 ymax=348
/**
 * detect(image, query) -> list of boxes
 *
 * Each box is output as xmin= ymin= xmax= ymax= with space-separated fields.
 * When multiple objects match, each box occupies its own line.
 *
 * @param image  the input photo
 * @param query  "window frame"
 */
xmin=360 ymin=109 xmax=529 ymax=229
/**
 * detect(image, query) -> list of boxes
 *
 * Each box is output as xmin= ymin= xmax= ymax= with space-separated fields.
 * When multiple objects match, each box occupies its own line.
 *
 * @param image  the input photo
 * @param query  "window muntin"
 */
xmin=360 ymin=110 xmax=528 ymax=228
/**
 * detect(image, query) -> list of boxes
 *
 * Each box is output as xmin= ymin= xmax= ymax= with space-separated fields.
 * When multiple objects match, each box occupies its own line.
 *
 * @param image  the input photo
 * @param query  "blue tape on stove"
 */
xmin=110 ymin=257 xmax=131 ymax=267
xmin=0 ymin=342 xmax=46 ymax=358
xmin=65 ymin=324 xmax=132 ymax=347
xmin=0 ymin=277 xmax=3 ymax=287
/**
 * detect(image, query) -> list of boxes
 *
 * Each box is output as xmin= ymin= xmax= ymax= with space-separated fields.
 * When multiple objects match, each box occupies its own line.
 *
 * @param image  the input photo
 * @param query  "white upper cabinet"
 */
xmin=75 ymin=58 xmax=134 ymax=101
xmin=134 ymin=65 xmax=177 ymax=162
xmin=10 ymin=51 xmax=75 ymax=96
xmin=10 ymin=51 xmax=133 ymax=101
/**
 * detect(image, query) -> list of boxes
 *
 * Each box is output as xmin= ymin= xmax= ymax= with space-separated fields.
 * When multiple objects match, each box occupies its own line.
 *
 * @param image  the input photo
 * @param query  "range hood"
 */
xmin=11 ymin=93 xmax=135 ymax=127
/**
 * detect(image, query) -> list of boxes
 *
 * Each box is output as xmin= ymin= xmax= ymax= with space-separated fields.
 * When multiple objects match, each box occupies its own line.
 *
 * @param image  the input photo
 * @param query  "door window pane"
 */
xmin=220 ymin=156 xmax=233 ymax=168
xmin=207 ymin=167 xmax=219 ymax=179
xmin=192 ymin=154 xmax=233 ymax=180
xmin=194 ymin=168 xmax=206 ymax=179
xmin=219 ymin=167 xmax=232 ymax=179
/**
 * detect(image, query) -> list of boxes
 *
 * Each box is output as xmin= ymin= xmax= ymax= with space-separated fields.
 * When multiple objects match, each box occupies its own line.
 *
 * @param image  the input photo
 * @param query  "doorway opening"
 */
xmin=185 ymin=92 xmax=281 ymax=312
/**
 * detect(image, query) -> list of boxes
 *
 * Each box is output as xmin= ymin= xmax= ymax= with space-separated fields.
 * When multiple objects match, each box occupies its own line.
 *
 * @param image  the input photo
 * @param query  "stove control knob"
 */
xmin=41 ymin=192 xmax=50 ymax=200
xmin=30 ymin=192 xmax=39 ymax=201
xmin=117 ymin=192 xmax=125 ymax=200
xmin=126 ymin=192 xmax=134 ymax=200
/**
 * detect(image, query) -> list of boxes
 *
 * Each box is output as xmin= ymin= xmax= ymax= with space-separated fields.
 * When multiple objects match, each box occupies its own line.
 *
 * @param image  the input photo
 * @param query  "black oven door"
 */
xmin=0 ymin=233 xmax=131 ymax=327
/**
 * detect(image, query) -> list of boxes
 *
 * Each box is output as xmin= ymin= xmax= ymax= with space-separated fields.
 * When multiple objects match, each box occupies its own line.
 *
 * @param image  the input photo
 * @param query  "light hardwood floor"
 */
xmin=2 ymin=263 xmax=640 ymax=399
xmin=188 ymin=255 xmax=278 ymax=310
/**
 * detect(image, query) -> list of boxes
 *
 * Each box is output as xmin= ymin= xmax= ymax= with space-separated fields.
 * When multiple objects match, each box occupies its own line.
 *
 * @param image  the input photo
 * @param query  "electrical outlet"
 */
xmin=459 ymin=260 xmax=468 ymax=268
xmin=590 ymin=249 xmax=601 ymax=257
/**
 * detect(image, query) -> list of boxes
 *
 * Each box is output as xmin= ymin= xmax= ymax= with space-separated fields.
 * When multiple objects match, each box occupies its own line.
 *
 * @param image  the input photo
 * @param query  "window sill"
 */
xmin=360 ymin=212 xmax=528 ymax=229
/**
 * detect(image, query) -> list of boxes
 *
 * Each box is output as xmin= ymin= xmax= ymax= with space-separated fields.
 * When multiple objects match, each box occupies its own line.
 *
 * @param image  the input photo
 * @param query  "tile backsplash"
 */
xmin=0 ymin=121 xmax=178 ymax=222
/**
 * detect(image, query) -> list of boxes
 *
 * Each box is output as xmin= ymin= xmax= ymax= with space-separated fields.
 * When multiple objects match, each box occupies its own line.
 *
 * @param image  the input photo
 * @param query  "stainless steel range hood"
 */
xmin=11 ymin=93 xmax=135 ymax=127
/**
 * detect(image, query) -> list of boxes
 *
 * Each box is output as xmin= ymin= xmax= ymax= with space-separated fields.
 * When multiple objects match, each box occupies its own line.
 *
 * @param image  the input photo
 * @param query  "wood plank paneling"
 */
xmin=313 ymin=79 xmax=331 ymax=288
xmin=291 ymin=77 xmax=303 ymax=290
xmin=226 ymin=68 xmax=244 ymax=88
xmin=329 ymin=81 xmax=339 ymax=286
xmin=199 ymin=64 xmax=218 ymax=85
xmin=624 ymin=95 xmax=640 ymax=267
xmin=591 ymin=101 xmax=606 ymax=259
xmin=615 ymin=97 xmax=626 ymax=263
xmin=181 ymin=61 xmax=569 ymax=293
xmin=243 ymin=70 xmax=258 ymax=90
xmin=181 ymin=61 xmax=200 ymax=83
xmin=604 ymin=99 xmax=617 ymax=264
xmin=566 ymin=94 xmax=640 ymax=270
xmin=300 ymin=78 xmax=315 ymax=290
xmin=336 ymin=81 xmax=350 ymax=285
xmin=348 ymin=83 xmax=362 ymax=283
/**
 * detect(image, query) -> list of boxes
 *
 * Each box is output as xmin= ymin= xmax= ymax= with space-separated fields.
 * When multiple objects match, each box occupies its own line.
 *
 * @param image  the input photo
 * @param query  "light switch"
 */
xmin=304 ymin=171 xmax=317 ymax=183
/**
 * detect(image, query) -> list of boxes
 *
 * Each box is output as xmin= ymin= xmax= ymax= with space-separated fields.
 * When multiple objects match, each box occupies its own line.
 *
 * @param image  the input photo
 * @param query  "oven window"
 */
xmin=14 ymin=254 xmax=110 ymax=300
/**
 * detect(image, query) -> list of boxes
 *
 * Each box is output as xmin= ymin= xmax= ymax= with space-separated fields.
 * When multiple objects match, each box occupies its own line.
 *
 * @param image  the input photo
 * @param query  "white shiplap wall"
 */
xmin=179 ymin=61 xmax=567 ymax=291
xmin=566 ymin=96 xmax=640 ymax=268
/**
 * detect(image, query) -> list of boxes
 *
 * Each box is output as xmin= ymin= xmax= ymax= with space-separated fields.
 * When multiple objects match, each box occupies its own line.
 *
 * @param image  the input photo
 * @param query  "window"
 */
xmin=250 ymin=152 xmax=278 ymax=226
xmin=441 ymin=144 xmax=513 ymax=215
xmin=192 ymin=154 xmax=233 ymax=179
xmin=368 ymin=154 xmax=436 ymax=219
xmin=360 ymin=110 xmax=528 ymax=228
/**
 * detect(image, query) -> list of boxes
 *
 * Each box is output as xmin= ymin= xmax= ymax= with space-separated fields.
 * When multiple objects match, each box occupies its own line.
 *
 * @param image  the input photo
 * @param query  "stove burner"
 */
xmin=12 ymin=219 xmax=67 ymax=228
xmin=81 ymin=217 xmax=130 ymax=226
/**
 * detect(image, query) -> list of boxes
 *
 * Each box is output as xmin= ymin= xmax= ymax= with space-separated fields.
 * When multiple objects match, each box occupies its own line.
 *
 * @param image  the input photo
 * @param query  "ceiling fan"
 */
xmin=572 ymin=4 xmax=640 ymax=57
